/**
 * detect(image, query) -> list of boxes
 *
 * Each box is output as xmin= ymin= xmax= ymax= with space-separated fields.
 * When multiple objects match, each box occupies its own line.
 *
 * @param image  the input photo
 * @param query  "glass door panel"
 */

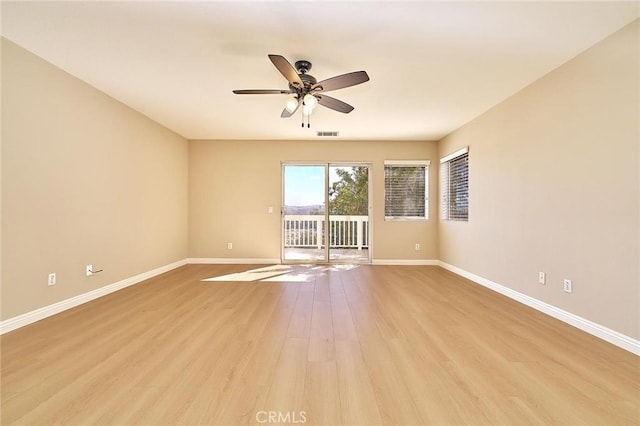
xmin=328 ymin=165 xmax=370 ymax=262
xmin=282 ymin=165 xmax=327 ymax=262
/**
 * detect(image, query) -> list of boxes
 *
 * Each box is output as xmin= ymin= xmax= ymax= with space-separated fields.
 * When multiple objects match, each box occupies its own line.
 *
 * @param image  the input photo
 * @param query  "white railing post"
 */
xmin=316 ymin=217 xmax=323 ymax=249
xmin=356 ymin=217 xmax=363 ymax=250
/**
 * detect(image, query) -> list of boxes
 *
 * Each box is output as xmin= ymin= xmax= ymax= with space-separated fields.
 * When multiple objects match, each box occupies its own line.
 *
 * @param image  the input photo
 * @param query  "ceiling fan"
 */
xmin=233 ymin=54 xmax=370 ymax=127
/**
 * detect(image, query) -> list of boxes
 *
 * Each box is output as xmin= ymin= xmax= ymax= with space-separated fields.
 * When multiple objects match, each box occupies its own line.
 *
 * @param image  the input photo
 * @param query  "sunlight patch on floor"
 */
xmin=202 ymin=264 xmax=359 ymax=283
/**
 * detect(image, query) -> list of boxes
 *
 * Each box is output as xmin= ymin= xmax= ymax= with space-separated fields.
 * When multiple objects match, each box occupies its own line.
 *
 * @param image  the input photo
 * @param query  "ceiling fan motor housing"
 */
xmin=289 ymin=72 xmax=317 ymax=93
xmin=288 ymin=60 xmax=317 ymax=93
xmin=295 ymin=60 xmax=312 ymax=74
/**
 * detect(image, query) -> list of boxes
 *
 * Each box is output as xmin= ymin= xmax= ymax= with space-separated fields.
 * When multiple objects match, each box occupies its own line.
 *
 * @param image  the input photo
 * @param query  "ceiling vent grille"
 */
xmin=316 ymin=131 xmax=339 ymax=137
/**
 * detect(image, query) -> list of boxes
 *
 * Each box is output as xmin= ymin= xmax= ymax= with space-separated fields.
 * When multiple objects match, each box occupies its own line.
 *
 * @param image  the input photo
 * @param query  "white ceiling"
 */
xmin=2 ymin=1 xmax=638 ymax=141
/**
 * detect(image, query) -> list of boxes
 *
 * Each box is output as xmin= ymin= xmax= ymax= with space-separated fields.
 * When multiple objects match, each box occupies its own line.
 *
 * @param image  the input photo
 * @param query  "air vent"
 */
xmin=316 ymin=131 xmax=339 ymax=137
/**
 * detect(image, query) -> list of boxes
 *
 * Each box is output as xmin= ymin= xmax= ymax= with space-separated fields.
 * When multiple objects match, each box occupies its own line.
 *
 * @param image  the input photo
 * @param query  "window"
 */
xmin=440 ymin=147 xmax=469 ymax=221
xmin=384 ymin=160 xmax=430 ymax=220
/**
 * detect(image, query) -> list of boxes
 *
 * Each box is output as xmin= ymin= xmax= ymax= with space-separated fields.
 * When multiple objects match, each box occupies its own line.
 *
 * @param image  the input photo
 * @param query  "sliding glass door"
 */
xmin=282 ymin=163 xmax=370 ymax=263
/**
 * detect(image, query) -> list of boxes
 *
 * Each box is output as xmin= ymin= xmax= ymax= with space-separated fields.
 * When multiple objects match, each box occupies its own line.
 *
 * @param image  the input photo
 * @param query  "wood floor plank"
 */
xmin=2 ymin=264 xmax=638 ymax=425
xmin=345 ymin=299 xmax=425 ymax=425
xmin=286 ymin=285 xmax=314 ymax=339
xmin=210 ymin=281 xmax=300 ymax=425
xmin=334 ymin=340 xmax=383 ymax=426
xmin=303 ymin=361 xmax=340 ymax=426
xmin=308 ymin=299 xmax=335 ymax=363
xmin=259 ymin=337 xmax=309 ymax=418
xmin=328 ymin=279 xmax=358 ymax=342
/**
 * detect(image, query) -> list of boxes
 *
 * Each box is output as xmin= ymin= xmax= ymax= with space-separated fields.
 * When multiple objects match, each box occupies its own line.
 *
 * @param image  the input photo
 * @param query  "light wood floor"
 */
xmin=2 ymin=264 xmax=638 ymax=425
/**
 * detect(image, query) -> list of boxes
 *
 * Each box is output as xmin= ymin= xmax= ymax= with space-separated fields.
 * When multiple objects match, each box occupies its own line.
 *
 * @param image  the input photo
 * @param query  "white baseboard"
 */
xmin=190 ymin=258 xmax=440 ymax=266
xmin=4 ymin=257 xmax=637 ymax=355
xmin=0 ymin=259 xmax=188 ymax=335
xmin=372 ymin=259 xmax=439 ymax=266
xmin=438 ymin=261 xmax=640 ymax=355
xmin=187 ymin=258 xmax=281 ymax=265
xmin=191 ymin=258 xmax=439 ymax=266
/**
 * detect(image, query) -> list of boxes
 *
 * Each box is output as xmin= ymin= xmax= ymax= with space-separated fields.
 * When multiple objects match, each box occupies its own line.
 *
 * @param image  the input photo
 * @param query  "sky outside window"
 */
xmin=284 ymin=165 xmax=346 ymax=206
xmin=284 ymin=166 xmax=325 ymax=206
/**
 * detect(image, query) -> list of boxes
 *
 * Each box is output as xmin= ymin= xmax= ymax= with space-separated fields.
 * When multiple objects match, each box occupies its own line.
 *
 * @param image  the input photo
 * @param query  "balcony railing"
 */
xmin=284 ymin=215 xmax=369 ymax=250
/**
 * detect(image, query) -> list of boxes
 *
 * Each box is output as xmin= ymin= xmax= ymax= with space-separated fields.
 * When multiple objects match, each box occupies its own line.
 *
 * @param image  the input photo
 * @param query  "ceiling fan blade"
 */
xmin=233 ymin=89 xmax=292 ymax=94
xmin=268 ymin=54 xmax=303 ymax=87
xmin=312 ymin=71 xmax=369 ymax=92
xmin=316 ymin=94 xmax=354 ymax=114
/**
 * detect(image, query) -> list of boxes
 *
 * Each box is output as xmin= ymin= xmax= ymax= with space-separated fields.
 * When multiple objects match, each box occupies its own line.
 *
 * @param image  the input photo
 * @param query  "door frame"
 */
xmin=281 ymin=161 xmax=372 ymax=264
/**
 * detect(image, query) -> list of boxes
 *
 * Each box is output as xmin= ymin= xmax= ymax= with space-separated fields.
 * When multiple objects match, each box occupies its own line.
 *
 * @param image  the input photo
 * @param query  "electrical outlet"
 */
xmin=538 ymin=272 xmax=546 ymax=285
xmin=48 ymin=273 xmax=56 ymax=286
xmin=227 ymin=242 xmax=233 ymax=250
xmin=86 ymin=264 xmax=93 ymax=276
xmin=563 ymin=279 xmax=572 ymax=293
xmin=415 ymin=243 xmax=421 ymax=251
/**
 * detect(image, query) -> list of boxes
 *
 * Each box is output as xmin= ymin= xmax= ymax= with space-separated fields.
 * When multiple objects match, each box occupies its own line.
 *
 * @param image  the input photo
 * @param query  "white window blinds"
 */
xmin=384 ymin=160 xmax=430 ymax=220
xmin=440 ymin=147 xmax=469 ymax=221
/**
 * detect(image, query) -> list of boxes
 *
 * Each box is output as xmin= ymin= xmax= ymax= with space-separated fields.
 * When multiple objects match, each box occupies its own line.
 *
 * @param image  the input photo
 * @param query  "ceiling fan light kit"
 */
xmin=285 ymin=96 xmax=299 ymax=113
xmin=232 ymin=54 xmax=369 ymax=128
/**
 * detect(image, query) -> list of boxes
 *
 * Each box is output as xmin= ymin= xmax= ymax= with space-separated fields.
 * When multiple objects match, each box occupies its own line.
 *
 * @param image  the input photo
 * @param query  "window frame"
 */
xmin=383 ymin=160 xmax=430 ymax=221
xmin=440 ymin=147 xmax=469 ymax=222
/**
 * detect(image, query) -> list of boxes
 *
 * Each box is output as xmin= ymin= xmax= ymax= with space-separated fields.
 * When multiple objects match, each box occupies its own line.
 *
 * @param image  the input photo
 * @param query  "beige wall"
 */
xmin=189 ymin=140 xmax=438 ymax=261
xmin=3 ymin=20 xmax=637 ymax=344
xmin=438 ymin=21 xmax=639 ymax=339
xmin=1 ymin=39 xmax=189 ymax=320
